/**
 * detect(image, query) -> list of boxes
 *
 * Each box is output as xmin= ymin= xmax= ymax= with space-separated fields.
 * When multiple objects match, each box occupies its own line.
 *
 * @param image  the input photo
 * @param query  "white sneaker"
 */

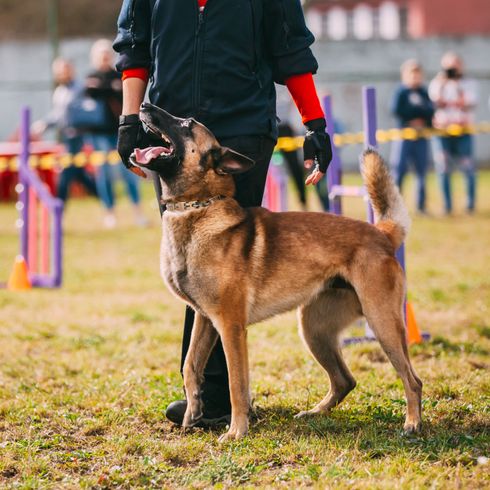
xmin=103 ymin=212 xmax=117 ymax=229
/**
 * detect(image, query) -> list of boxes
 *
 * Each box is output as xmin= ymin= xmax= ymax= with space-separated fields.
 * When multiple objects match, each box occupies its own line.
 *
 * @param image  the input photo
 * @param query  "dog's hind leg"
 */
xmin=295 ymin=289 xmax=362 ymax=418
xmin=354 ymin=259 xmax=423 ymax=433
xmin=182 ymin=312 xmax=219 ymax=428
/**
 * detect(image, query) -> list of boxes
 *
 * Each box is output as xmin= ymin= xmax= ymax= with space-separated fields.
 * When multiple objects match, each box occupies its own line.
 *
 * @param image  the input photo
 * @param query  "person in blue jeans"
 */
xmin=391 ymin=60 xmax=434 ymax=214
xmin=429 ymin=52 xmax=478 ymax=214
xmin=85 ymin=39 xmax=148 ymax=228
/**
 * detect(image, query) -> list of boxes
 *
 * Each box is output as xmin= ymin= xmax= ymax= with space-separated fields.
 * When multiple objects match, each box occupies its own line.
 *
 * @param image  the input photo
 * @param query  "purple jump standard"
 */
xmin=18 ymin=107 xmax=63 ymax=288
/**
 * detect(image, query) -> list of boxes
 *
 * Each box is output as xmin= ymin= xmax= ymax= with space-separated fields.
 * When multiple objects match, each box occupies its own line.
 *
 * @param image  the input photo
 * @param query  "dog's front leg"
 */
xmin=214 ymin=321 xmax=249 ymax=443
xmin=182 ymin=312 xmax=218 ymax=428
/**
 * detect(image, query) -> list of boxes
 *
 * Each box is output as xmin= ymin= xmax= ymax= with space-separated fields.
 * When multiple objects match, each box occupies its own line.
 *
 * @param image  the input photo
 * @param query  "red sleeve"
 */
xmin=122 ymin=68 xmax=150 ymax=83
xmin=285 ymin=73 xmax=325 ymax=124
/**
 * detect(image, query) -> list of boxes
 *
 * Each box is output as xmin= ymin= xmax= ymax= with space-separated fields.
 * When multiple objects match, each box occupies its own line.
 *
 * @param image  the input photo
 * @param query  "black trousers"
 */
xmin=154 ymin=135 xmax=276 ymax=409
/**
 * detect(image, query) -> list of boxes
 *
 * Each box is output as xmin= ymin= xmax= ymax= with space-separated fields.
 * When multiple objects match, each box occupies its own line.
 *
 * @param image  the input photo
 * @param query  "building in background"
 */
xmin=304 ymin=0 xmax=490 ymax=41
xmin=1 ymin=0 xmax=489 ymax=165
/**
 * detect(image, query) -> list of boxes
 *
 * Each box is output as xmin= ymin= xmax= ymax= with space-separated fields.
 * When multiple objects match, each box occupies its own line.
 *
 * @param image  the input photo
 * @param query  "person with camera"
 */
xmin=429 ymin=52 xmax=478 ymax=214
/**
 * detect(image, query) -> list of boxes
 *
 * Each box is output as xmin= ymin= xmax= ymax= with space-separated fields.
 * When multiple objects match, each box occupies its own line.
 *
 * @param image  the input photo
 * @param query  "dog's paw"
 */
xmin=294 ymin=410 xmax=310 ymax=419
xmin=294 ymin=409 xmax=322 ymax=419
xmin=182 ymin=409 xmax=203 ymax=429
xmin=403 ymin=420 xmax=422 ymax=435
xmin=217 ymin=428 xmax=247 ymax=443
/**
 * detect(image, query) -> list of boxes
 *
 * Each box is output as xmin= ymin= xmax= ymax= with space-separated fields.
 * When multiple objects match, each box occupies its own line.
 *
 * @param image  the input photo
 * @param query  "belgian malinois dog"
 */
xmin=131 ymin=102 xmax=422 ymax=442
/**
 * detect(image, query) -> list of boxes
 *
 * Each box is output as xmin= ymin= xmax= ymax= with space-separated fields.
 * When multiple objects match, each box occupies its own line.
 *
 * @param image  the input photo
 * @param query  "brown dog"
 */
xmin=132 ymin=102 xmax=422 ymax=442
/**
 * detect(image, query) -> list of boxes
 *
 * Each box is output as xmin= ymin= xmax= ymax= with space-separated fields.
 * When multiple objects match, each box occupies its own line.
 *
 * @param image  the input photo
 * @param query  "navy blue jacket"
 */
xmin=391 ymin=85 xmax=434 ymax=128
xmin=113 ymin=0 xmax=318 ymax=140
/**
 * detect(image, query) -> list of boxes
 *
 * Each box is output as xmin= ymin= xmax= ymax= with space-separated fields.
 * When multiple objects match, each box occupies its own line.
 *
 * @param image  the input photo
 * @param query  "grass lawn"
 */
xmin=0 ymin=169 xmax=489 ymax=489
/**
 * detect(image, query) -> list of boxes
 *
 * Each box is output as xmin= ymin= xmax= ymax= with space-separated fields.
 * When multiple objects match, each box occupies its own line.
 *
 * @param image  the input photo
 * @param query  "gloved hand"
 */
xmin=117 ymin=114 xmax=148 ymax=178
xmin=303 ymin=118 xmax=333 ymax=185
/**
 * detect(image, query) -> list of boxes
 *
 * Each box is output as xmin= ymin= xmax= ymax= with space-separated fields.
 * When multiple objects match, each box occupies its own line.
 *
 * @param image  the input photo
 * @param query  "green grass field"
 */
xmin=1 ymin=170 xmax=489 ymax=489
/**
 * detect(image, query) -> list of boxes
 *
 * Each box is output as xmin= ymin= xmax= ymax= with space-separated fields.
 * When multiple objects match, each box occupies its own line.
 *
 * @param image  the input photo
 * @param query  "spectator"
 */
xmin=429 ymin=52 xmax=478 ymax=214
xmin=31 ymin=58 xmax=97 ymax=202
xmin=85 ymin=39 xmax=148 ymax=228
xmin=391 ymin=60 xmax=434 ymax=214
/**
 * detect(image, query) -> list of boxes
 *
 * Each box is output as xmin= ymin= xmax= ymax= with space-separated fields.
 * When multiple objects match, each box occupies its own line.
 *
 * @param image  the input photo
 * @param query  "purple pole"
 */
xmin=323 ymin=95 xmax=341 ymax=215
xmin=19 ymin=107 xmax=30 ymax=261
xmin=363 ymin=86 xmax=407 ymax=322
xmin=362 ymin=87 xmax=378 ymax=339
xmin=17 ymin=106 xmax=64 ymax=288
xmin=362 ymin=87 xmax=376 ymax=224
xmin=53 ymin=204 xmax=63 ymax=287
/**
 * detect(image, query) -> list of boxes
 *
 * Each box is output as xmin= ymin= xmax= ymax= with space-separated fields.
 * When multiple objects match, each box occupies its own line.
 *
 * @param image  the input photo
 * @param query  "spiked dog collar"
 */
xmin=163 ymin=195 xmax=225 ymax=212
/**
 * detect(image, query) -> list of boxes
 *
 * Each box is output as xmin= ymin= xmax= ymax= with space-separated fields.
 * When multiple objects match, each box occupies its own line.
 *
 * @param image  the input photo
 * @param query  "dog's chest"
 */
xmin=160 ymin=222 xmax=197 ymax=305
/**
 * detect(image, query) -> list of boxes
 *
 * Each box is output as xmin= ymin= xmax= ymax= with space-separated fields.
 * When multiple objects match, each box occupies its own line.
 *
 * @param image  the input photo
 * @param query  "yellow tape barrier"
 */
xmin=1 ymin=121 xmax=490 ymax=172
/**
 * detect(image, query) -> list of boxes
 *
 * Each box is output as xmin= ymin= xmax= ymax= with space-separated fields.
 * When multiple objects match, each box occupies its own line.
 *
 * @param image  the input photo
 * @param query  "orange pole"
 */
xmin=28 ymin=186 xmax=38 ymax=273
xmin=40 ymin=203 xmax=50 ymax=275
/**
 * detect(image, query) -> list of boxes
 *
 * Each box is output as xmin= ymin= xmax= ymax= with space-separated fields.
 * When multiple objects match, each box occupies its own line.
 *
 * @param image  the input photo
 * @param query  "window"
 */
xmin=327 ymin=6 xmax=348 ymax=40
xmin=305 ymin=2 xmax=404 ymax=41
xmin=353 ymin=4 xmax=374 ymax=40
xmin=379 ymin=1 xmax=401 ymax=39
xmin=305 ymin=8 xmax=322 ymax=38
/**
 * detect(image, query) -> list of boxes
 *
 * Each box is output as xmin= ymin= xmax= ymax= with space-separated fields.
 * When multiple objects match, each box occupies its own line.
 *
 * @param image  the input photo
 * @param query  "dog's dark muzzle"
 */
xmin=130 ymin=103 xmax=187 ymax=172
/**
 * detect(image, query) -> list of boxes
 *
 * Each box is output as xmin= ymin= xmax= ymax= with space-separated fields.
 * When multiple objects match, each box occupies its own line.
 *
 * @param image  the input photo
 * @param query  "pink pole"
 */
xmin=269 ymin=174 xmax=278 ymax=212
xmin=28 ymin=186 xmax=38 ymax=273
xmin=40 ymin=203 xmax=50 ymax=275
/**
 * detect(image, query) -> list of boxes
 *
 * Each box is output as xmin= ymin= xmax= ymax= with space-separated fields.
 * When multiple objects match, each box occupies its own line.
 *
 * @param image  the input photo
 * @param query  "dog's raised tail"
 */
xmin=361 ymin=148 xmax=410 ymax=250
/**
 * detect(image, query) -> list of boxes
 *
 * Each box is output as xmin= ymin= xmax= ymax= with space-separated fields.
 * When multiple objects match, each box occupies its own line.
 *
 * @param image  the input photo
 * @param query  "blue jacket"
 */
xmin=113 ymin=0 xmax=318 ymax=140
xmin=391 ymin=85 xmax=434 ymax=128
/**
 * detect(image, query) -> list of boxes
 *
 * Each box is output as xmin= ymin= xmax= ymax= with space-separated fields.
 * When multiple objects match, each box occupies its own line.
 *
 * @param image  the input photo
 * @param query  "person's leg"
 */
xmin=456 ymin=135 xmax=476 ymax=212
xmin=314 ymin=178 xmax=330 ymax=211
xmin=109 ymin=133 xmax=147 ymax=224
xmin=74 ymin=167 xmax=98 ymax=197
xmin=58 ymin=135 xmax=85 ymax=202
xmin=412 ymin=139 xmax=429 ymax=213
xmin=433 ymin=136 xmax=453 ymax=214
xmin=152 ymin=172 xmax=166 ymax=215
xmin=91 ymin=134 xmax=116 ymax=226
xmin=57 ymin=167 xmax=75 ymax=202
xmin=282 ymin=150 xmax=306 ymax=207
xmin=279 ymin=122 xmax=306 ymax=207
xmin=391 ymin=140 xmax=409 ymax=192
xmin=119 ymin=163 xmax=141 ymax=204
xmin=175 ymin=136 xmax=275 ymax=419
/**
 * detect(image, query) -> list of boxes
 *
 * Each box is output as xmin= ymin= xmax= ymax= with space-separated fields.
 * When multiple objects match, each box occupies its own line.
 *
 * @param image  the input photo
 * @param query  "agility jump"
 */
xmin=6 ymin=108 xmax=63 ymax=289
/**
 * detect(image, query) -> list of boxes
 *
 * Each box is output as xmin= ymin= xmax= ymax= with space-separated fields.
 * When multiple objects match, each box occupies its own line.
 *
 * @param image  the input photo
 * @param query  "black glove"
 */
xmin=117 ymin=114 xmax=149 ymax=175
xmin=303 ymin=118 xmax=333 ymax=173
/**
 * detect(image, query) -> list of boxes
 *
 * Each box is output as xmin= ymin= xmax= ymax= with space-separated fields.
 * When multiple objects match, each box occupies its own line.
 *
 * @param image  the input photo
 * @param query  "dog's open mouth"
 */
xmin=131 ymin=122 xmax=175 ymax=166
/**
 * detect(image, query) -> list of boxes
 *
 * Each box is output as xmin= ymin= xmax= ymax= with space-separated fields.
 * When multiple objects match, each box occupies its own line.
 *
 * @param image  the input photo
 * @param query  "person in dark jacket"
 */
xmin=85 ymin=39 xmax=148 ymax=228
xmin=113 ymin=0 xmax=332 ymax=426
xmin=391 ymin=59 xmax=434 ymax=214
xmin=31 ymin=58 xmax=97 ymax=202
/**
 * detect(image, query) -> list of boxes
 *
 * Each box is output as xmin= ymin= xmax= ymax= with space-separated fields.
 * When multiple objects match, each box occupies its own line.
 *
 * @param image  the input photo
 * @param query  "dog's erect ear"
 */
xmin=214 ymin=147 xmax=255 ymax=175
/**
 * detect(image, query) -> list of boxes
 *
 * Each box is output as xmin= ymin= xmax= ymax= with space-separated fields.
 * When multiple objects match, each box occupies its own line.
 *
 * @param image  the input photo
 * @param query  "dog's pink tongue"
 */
xmin=133 ymin=147 xmax=168 ymax=165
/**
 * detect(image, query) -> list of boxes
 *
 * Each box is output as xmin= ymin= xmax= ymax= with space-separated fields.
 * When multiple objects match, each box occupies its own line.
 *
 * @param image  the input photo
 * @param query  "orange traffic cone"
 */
xmin=7 ymin=255 xmax=31 ymax=290
xmin=406 ymin=301 xmax=422 ymax=344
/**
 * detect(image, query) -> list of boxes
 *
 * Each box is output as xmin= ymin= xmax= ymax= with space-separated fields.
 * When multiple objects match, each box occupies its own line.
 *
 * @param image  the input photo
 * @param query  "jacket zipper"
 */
xmin=192 ymin=7 xmax=206 ymax=115
xmin=249 ymin=0 xmax=262 ymax=89
xmin=129 ymin=0 xmax=137 ymax=49
xmin=148 ymin=0 xmax=160 ymax=84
